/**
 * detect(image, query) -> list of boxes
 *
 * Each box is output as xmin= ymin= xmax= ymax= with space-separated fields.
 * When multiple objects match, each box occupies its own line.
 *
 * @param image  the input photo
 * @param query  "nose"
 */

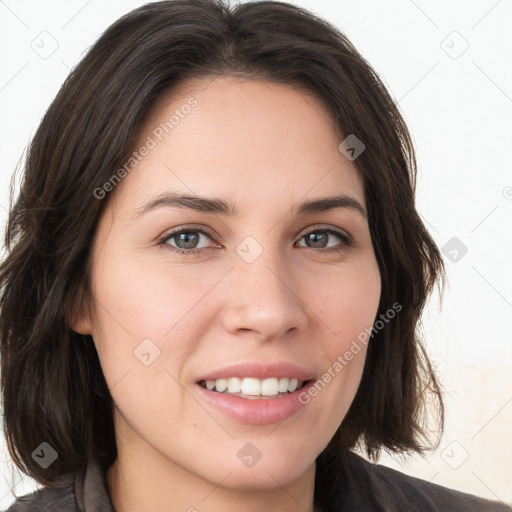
xmin=220 ymin=245 xmax=309 ymax=342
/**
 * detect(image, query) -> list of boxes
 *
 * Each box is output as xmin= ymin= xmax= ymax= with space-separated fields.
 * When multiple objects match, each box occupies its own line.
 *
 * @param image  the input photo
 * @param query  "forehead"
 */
xmin=111 ymin=76 xmax=365 ymax=214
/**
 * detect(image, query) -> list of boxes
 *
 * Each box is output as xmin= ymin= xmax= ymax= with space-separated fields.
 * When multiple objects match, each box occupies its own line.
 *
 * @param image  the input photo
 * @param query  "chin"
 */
xmin=216 ymin=461 xmax=312 ymax=491
xmin=203 ymin=442 xmax=315 ymax=490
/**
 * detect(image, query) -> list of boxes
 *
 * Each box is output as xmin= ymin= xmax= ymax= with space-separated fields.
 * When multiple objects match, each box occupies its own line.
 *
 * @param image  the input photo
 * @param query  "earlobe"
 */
xmin=66 ymin=306 xmax=93 ymax=335
xmin=65 ymin=289 xmax=94 ymax=335
xmin=68 ymin=314 xmax=92 ymax=335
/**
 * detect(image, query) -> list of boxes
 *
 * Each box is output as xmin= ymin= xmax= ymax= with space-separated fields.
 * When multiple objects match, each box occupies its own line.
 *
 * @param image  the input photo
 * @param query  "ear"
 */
xmin=68 ymin=310 xmax=92 ymax=335
xmin=65 ymin=284 xmax=94 ymax=335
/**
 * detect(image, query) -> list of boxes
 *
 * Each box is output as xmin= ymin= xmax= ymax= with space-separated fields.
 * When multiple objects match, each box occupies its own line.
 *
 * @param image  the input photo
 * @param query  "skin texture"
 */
xmin=71 ymin=76 xmax=381 ymax=512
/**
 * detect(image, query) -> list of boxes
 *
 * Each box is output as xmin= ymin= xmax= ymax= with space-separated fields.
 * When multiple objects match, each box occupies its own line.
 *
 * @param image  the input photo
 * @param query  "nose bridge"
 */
xmin=221 ymin=234 xmax=308 ymax=339
xmin=237 ymin=231 xmax=291 ymax=291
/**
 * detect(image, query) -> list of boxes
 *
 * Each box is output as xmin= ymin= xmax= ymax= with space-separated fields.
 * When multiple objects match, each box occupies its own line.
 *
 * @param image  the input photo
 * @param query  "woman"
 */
xmin=0 ymin=1 xmax=509 ymax=511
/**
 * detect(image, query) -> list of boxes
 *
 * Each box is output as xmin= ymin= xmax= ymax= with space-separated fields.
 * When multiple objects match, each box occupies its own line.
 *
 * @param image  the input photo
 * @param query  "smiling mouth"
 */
xmin=197 ymin=377 xmax=312 ymax=399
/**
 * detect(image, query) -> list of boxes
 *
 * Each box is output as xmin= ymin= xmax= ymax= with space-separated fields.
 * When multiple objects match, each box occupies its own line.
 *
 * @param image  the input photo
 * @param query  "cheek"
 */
xmin=88 ymin=259 xmax=205 ymax=439
xmin=90 ymin=252 xmax=226 ymax=357
xmin=294 ymin=257 xmax=380 ymax=422
xmin=318 ymin=265 xmax=379 ymax=380
xmin=88 ymin=253 xmax=234 ymax=433
xmin=314 ymin=259 xmax=381 ymax=355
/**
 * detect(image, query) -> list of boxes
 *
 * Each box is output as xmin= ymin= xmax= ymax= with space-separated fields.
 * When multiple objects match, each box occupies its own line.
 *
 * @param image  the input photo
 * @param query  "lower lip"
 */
xmin=195 ymin=380 xmax=315 ymax=425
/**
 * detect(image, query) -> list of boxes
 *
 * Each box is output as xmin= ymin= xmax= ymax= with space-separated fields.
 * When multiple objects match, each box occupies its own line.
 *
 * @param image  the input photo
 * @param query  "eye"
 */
xmin=156 ymin=226 xmax=218 ymax=256
xmin=296 ymin=227 xmax=352 ymax=253
xmin=156 ymin=225 xmax=353 ymax=257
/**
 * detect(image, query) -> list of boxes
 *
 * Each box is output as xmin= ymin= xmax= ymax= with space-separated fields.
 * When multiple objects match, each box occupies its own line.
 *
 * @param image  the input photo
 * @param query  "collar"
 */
xmin=74 ymin=458 xmax=116 ymax=512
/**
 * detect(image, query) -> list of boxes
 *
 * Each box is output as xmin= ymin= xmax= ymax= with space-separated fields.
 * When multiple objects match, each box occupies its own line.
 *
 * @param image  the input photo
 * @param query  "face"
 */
xmin=73 ymin=76 xmax=381 ymax=491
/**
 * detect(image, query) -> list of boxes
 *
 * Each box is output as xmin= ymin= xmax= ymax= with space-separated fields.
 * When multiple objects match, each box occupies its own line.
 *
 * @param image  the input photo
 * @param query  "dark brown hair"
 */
xmin=0 ymin=0 xmax=445 ymax=501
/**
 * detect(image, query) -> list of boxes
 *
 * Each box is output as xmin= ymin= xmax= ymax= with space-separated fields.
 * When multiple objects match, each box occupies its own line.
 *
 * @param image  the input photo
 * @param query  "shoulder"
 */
xmin=2 ymin=482 xmax=79 ymax=512
xmin=2 ymin=458 xmax=114 ymax=512
xmin=316 ymin=449 xmax=512 ymax=511
xmin=368 ymin=457 xmax=509 ymax=511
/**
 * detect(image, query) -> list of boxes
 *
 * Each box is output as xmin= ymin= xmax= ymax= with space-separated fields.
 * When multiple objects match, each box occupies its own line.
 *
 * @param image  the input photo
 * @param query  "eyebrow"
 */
xmin=132 ymin=191 xmax=367 ymax=219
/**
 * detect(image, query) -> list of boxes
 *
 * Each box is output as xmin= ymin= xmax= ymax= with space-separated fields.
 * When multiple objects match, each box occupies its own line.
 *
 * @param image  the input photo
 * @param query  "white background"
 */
xmin=0 ymin=0 xmax=511 ymax=508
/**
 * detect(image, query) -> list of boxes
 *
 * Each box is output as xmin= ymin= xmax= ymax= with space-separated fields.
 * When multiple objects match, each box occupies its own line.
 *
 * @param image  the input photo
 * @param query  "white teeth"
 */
xmin=261 ymin=378 xmax=278 ymax=396
xmin=241 ymin=377 xmax=260 ymax=395
xmin=215 ymin=378 xmax=228 ymax=392
xmin=288 ymin=378 xmax=299 ymax=392
xmin=227 ymin=377 xmax=242 ymax=393
xmin=278 ymin=377 xmax=289 ymax=393
xmin=202 ymin=376 xmax=307 ymax=396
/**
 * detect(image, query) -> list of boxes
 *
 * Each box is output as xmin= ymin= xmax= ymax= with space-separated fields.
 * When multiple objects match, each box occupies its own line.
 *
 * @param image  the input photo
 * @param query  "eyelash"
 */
xmin=156 ymin=224 xmax=353 ymax=257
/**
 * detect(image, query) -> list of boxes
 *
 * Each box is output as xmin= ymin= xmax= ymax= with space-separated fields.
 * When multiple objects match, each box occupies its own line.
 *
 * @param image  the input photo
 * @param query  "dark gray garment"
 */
xmin=3 ymin=450 xmax=511 ymax=511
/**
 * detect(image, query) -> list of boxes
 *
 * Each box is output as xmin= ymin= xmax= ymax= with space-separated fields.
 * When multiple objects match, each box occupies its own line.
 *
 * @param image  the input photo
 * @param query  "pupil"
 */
xmin=177 ymin=232 xmax=198 ymax=249
xmin=308 ymin=232 xmax=327 ymax=248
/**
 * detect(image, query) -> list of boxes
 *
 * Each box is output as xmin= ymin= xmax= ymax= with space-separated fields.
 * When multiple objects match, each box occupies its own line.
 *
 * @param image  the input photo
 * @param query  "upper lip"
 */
xmin=196 ymin=361 xmax=316 ymax=382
